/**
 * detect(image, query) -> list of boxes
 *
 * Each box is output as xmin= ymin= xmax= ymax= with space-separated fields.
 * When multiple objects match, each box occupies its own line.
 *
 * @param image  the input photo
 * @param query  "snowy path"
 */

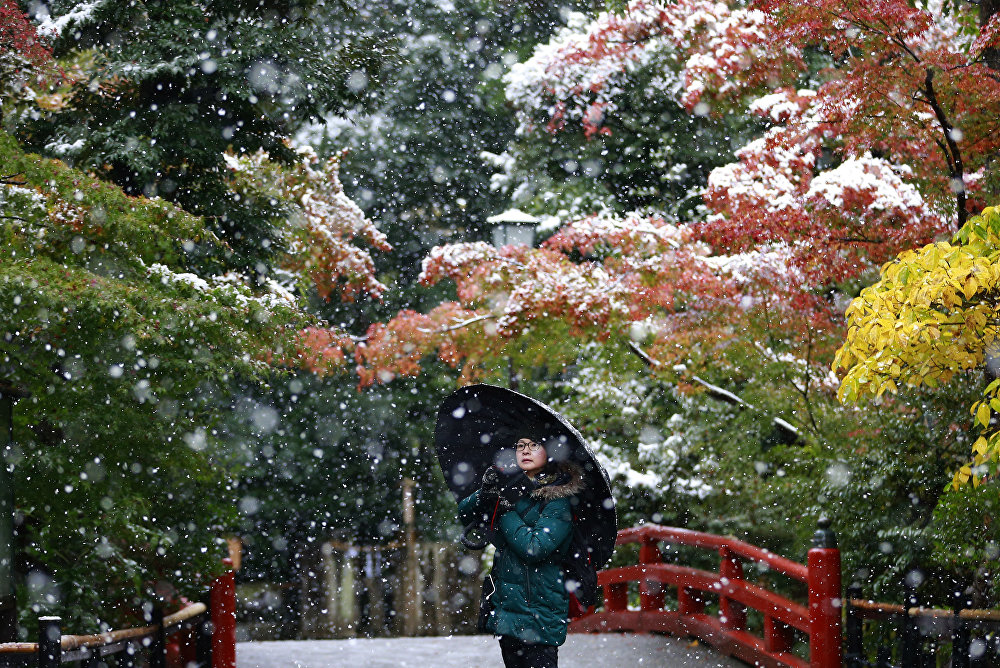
xmin=237 ymin=633 xmax=746 ymax=667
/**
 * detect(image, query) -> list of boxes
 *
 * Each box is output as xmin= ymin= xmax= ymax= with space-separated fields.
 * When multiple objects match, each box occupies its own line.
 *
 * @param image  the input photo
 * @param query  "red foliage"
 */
xmin=352 ymin=0 xmax=1000 ymax=388
xmin=1 ymin=1 xmax=49 ymax=59
xmin=755 ymin=0 xmax=1000 ymax=226
xmin=354 ymin=303 xmax=492 ymax=388
xmin=289 ymin=327 xmax=355 ymax=377
xmin=0 ymin=0 xmax=52 ymax=74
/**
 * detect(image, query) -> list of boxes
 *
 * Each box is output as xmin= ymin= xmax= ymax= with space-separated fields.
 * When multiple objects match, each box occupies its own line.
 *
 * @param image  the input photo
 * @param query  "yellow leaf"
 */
xmin=964 ymin=276 xmax=979 ymax=298
xmin=977 ymin=403 xmax=991 ymax=427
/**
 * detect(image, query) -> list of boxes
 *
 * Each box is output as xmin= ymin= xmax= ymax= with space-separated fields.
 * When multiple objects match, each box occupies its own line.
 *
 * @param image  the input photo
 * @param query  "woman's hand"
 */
xmin=472 ymin=466 xmax=506 ymax=516
xmin=480 ymin=465 xmax=501 ymax=496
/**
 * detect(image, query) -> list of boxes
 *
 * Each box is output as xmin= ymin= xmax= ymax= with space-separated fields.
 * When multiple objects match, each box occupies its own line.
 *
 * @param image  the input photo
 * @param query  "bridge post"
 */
xmin=807 ymin=518 xmax=842 ymax=668
xmin=638 ymin=537 xmax=664 ymax=611
xmin=211 ymin=558 xmax=237 ymax=668
xmin=951 ymin=589 xmax=971 ymax=668
xmin=605 ymin=583 xmax=628 ymax=612
xmin=37 ymin=616 xmax=62 ymax=668
xmin=677 ymin=586 xmax=704 ymax=615
xmin=719 ymin=546 xmax=746 ymax=631
xmin=196 ymin=613 xmax=213 ymax=668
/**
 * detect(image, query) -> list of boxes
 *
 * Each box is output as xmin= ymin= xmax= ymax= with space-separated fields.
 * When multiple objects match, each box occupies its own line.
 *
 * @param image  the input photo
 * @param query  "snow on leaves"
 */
xmin=356 ymin=211 xmax=745 ymax=385
xmin=971 ymin=12 xmax=1000 ymax=59
xmin=354 ymin=0 xmax=1000 ymax=499
xmin=759 ymin=0 xmax=1000 ymax=227
xmin=222 ymin=145 xmax=390 ymax=303
xmin=504 ymin=0 xmax=794 ymax=138
xmin=33 ymin=0 xmax=106 ymax=38
xmin=222 ymin=144 xmax=390 ymax=377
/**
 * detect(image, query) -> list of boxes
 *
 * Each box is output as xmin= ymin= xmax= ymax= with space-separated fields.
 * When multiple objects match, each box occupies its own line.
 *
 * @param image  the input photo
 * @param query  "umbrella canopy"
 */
xmin=435 ymin=384 xmax=617 ymax=569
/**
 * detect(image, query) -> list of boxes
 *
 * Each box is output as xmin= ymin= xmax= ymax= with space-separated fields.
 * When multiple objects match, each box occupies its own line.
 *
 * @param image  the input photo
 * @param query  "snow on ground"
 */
xmin=237 ymin=633 xmax=745 ymax=667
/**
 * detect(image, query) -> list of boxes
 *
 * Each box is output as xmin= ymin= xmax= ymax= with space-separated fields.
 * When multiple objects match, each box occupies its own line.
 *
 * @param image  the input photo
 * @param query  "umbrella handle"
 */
xmin=460 ymin=522 xmax=490 ymax=550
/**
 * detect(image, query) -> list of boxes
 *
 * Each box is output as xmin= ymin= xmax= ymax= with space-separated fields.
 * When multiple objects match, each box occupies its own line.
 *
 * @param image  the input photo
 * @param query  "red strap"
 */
xmin=489 ymin=497 xmax=501 ymax=530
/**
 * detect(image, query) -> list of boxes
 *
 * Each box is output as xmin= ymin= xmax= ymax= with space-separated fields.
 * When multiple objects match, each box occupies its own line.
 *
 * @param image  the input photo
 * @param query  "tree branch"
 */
xmin=624 ymin=340 xmax=801 ymax=444
xmin=416 ymin=313 xmax=498 ymax=334
xmin=923 ymin=68 xmax=967 ymax=229
xmin=0 ymin=172 xmax=26 ymax=186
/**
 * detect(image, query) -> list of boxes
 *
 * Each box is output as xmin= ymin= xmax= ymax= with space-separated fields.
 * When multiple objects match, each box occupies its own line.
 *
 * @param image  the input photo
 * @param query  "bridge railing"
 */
xmin=845 ymin=584 xmax=1000 ymax=667
xmin=0 ymin=560 xmax=236 ymax=668
xmin=570 ymin=520 xmax=841 ymax=668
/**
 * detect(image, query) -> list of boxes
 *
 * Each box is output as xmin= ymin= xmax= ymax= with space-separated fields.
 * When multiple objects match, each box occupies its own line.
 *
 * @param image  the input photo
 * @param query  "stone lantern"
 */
xmin=487 ymin=209 xmax=540 ymax=248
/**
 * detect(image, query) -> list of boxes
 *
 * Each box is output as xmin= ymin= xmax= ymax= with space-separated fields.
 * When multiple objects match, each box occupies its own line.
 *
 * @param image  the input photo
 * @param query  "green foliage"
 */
xmin=0 ymin=131 xmax=313 ymax=631
xmin=511 ymin=331 xmax=995 ymax=608
xmin=314 ymin=0 xmax=588 ymax=328
xmin=23 ymin=0 xmax=388 ymax=276
xmin=925 ymin=483 xmax=1000 ymax=603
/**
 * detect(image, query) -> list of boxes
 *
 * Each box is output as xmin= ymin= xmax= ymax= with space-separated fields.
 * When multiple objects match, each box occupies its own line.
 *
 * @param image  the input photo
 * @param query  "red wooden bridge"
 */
xmin=10 ymin=519 xmax=1000 ymax=666
xmin=2 ymin=524 xmax=844 ymax=667
xmin=570 ymin=521 xmax=842 ymax=668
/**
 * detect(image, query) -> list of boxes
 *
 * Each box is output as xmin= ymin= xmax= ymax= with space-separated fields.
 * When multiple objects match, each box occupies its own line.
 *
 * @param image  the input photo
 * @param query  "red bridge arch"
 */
xmin=570 ymin=522 xmax=842 ymax=668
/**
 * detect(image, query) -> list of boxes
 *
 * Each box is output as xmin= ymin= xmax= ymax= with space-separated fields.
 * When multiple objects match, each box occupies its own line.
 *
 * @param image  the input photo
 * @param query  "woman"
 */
xmin=458 ymin=438 xmax=584 ymax=668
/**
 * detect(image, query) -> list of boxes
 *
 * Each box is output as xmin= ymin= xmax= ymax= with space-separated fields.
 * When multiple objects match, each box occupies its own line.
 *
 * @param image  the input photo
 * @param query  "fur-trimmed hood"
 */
xmin=530 ymin=461 xmax=584 ymax=501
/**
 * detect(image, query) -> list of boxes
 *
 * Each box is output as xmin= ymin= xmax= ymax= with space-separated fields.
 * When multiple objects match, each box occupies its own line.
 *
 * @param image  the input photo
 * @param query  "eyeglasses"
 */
xmin=515 ymin=441 xmax=542 ymax=453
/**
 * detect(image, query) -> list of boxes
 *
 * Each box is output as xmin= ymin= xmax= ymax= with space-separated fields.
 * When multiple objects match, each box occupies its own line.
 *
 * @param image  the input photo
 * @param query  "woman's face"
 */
xmin=515 ymin=439 xmax=547 ymax=477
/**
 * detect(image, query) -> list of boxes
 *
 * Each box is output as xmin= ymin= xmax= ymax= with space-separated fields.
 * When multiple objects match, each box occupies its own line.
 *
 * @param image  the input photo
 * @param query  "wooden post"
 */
xmin=210 ymin=558 xmax=237 ymax=668
xmin=401 ymin=479 xmax=422 ymax=636
xmin=195 ymin=615 xmax=213 ymax=668
xmin=150 ymin=606 xmax=166 ymax=668
xmin=338 ymin=549 xmax=360 ymax=637
xmin=178 ymin=627 xmax=198 ymax=668
xmin=844 ymin=583 xmax=864 ymax=668
xmin=280 ymin=530 xmax=303 ymax=640
xmin=362 ymin=550 xmax=387 ymax=636
xmin=638 ymin=538 xmax=664 ymax=611
xmin=604 ymin=583 xmax=627 ymax=612
xmin=807 ymin=518 xmax=842 ymax=668
xmin=37 ymin=616 xmax=61 ymax=668
xmin=952 ymin=589 xmax=970 ymax=668
xmin=431 ymin=544 xmax=449 ymax=634
xmin=719 ymin=546 xmax=746 ymax=631
xmin=321 ymin=542 xmax=339 ymax=636
xmin=900 ymin=582 xmax=919 ymax=668
xmin=764 ymin=616 xmax=794 ymax=654
xmin=678 ymin=586 xmax=704 ymax=615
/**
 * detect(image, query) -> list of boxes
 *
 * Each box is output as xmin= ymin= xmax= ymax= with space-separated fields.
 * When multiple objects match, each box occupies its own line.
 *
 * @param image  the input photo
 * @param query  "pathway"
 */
xmin=238 ymin=633 xmax=746 ymax=667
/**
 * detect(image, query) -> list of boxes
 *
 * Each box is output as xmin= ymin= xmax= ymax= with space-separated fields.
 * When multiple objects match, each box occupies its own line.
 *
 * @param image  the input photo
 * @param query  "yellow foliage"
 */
xmin=834 ymin=206 xmax=1000 ymax=487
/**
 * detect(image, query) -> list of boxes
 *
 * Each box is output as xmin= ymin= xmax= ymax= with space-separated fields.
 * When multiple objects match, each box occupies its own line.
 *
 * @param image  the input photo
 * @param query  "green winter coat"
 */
xmin=458 ymin=462 xmax=583 ymax=646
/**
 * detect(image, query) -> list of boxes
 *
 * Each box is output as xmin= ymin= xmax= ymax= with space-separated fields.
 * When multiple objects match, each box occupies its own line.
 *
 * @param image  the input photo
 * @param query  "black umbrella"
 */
xmin=434 ymin=383 xmax=617 ymax=569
